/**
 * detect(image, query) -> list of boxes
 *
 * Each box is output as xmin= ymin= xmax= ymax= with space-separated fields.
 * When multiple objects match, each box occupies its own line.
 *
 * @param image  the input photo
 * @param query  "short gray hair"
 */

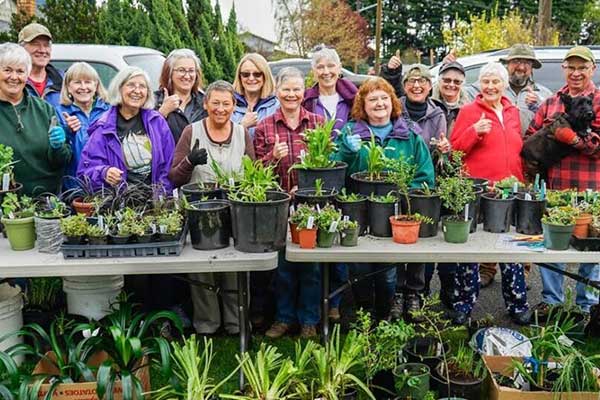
xmin=107 ymin=66 xmax=155 ymax=109
xmin=479 ymin=62 xmax=509 ymax=88
xmin=205 ymin=80 xmax=235 ymax=103
xmin=276 ymin=67 xmax=304 ymax=88
xmin=311 ymin=46 xmax=341 ymax=68
xmin=0 ymin=43 xmax=32 ymax=76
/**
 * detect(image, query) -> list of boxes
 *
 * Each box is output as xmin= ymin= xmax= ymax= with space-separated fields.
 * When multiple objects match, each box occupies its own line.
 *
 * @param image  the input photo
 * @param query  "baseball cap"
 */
xmin=439 ymin=61 xmax=465 ymax=76
xmin=499 ymin=44 xmax=542 ymax=69
xmin=563 ymin=46 xmax=595 ymax=63
xmin=18 ymin=23 xmax=52 ymax=43
xmin=402 ymin=64 xmax=433 ymax=84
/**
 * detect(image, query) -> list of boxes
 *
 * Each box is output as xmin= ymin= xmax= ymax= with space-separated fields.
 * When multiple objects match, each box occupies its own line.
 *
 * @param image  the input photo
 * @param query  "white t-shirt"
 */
xmin=319 ymin=93 xmax=340 ymax=119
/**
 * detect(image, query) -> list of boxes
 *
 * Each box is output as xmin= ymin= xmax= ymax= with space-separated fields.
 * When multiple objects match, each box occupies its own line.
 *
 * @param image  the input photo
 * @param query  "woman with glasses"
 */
xmin=0 ymin=43 xmax=69 ymax=196
xmin=431 ymin=62 xmax=472 ymax=135
xmin=57 ymin=62 xmax=110 ymax=189
xmin=78 ymin=66 xmax=174 ymax=193
xmin=231 ymin=53 xmax=278 ymax=138
xmin=155 ymin=49 xmax=207 ymax=143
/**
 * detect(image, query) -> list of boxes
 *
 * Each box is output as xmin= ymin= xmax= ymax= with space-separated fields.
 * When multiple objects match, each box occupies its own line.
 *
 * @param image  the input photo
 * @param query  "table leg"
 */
xmin=237 ymin=271 xmax=250 ymax=390
xmin=321 ymin=262 xmax=330 ymax=345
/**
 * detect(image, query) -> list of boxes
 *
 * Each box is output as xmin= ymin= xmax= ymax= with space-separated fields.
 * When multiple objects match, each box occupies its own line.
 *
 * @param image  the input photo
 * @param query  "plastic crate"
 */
xmin=61 ymin=229 xmax=186 ymax=259
xmin=570 ymin=235 xmax=600 ymax=252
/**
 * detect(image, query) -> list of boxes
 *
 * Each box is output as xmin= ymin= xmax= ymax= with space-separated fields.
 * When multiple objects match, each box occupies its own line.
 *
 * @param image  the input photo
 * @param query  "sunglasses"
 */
xmin=441 ymin=77 xmax=464 ymax=86
xmin=240 ymin=71 xmax=263 ymax=79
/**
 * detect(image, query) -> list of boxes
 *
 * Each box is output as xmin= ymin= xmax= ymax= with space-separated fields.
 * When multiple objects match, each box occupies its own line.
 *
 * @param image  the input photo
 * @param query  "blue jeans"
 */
xmin=274 ymin=253 xmax=321 ymax=325
xmin=540 ymin=263 xmax=600 ymax=312
xmin=351 ymin=263 xmax=396 ymax=320
xmin=330 ymin=263 xmax=348 ymax=308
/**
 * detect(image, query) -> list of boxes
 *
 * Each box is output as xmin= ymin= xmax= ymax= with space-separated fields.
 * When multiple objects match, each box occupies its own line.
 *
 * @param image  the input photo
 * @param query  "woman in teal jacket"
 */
xmin=334 ymin=77 xmax=434 ymax=321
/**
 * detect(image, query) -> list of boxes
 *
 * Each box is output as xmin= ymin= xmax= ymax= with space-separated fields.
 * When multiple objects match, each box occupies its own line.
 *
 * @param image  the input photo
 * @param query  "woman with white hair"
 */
xmin=57 ymin=62 xmax=110 ymax=188
xmin=0 ymin=43 xmax=69 ymax=195
xmin=449 ymin=62 xmax=530 ymax=326
xmin=78 ymin=66 xmax=174 ymax=192
xmin=303 ymin=45 xmax=357 ymax=133
xmin=155 ymin=48 xmax=206 ymax=143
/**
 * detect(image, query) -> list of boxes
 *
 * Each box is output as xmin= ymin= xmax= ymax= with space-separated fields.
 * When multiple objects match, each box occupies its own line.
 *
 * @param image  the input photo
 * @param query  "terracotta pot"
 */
xmin=298 ymin=228 xmax=317 ymax=249
xmin=573 ymin=213 xmax=593 ymax=238
xmin=389 ymin=215 xmax=420 ymax=244
xmin=289 ymin=222 xmax=300 ymax=244
xmin=72 ymin=197 xmax=94 ymax=217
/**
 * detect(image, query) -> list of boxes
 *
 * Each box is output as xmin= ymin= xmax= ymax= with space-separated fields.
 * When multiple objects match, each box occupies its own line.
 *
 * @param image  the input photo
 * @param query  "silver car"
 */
xmin=268 ymin=58 xmax=370 ymax=87
xmin=51 ymin=44 xmax=165 ymax=91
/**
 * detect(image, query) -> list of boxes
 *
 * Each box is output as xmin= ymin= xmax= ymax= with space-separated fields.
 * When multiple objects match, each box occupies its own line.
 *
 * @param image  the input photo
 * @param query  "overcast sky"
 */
xmin=212 ymin=0 xmax=277 ymax=42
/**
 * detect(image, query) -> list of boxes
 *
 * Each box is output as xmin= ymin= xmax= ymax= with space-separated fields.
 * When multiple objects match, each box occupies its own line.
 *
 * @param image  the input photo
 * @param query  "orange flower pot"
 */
xmin=573 ymin=213 xmax=593 ymax=238
xmin=389 ymin=216 xmax=421 ymax=244
xmin=289 ymin=222 xmax=300 ymax=244
xmin=298 ymin=228 xmax=317 ymax=249
xmin=72 ymin=197 xmax=94 ymax=217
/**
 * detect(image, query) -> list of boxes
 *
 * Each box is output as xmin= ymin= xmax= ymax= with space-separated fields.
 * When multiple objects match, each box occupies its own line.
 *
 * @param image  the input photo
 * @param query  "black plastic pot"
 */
xmin=187 ymin=200 xmax=231 ymax=250
xmin=394 ymin=363 xmax=430 ymax=399
xmin=515 ymin=193 xmax=546 ymax=235
xmin=405 ymin=337 xmax=450 ymax=372
xmin=63 ymin=235 xmax=85 ymax=245
xmin=367 ymin=198 xmax=396 ymax=237
xmin=88 ymin=235 xmax=108 ymax=245
xmin=337 ymin=196 xmax=368 ymax=236
xmin=181 ymin=182 xmax=225 ymax=201
xmin=230 ymin=191 xmax=291 ymax=253
xmin=432 ymin=362 xmax=485 ymax=400
xmin=409 ymin=189 xmax=441 ymax=237
xmin=350 ymin=172 xmax=397 ymax=196
xmin=293 ymin=188 xmax=337 ymax=207
xmin=468 ymin=186 xmax=484 ymax=233
xmin=467 ymin=177 xmax=489 ymax=190
xmin=481 ymin=192 xmax=515 ymax=233
xmin=371 ymin=369 xmax=396 ymax=400
xmin=296 ymin=162 xmax=347 ymax=191
xmin=110 ymin=234 xmax=131 ymax=244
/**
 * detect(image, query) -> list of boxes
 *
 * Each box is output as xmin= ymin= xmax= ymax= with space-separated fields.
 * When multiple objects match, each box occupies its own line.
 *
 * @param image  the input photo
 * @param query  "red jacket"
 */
xmin=450 ymin=95 xmax=524 ymax=183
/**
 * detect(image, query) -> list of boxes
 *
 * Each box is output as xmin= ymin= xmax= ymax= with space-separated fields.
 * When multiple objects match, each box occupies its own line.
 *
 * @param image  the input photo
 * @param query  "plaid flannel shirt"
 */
xmin=525 ymin=83 xmax=600 ymax=190
xmin=254 ymin=107 xmax=324 ymax=192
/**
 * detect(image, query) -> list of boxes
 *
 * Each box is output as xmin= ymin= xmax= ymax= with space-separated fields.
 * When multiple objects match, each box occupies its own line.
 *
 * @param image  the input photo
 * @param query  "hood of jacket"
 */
xmin=304 ymin=78 xmax=358 ymax=104
xmin=351 ymin=117 xmax=412 ymax=142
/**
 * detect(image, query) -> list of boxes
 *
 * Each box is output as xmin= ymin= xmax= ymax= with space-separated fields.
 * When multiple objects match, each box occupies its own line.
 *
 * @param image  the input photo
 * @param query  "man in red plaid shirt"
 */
xmin=525 ymin=45 xmax=600 ymax=318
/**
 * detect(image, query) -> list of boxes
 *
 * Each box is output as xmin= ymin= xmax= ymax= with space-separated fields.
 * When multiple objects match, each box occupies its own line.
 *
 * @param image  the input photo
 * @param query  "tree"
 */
xmin=41 ymin=0 xmax=98 ymax=43
xmin=275 ymin=0 xmax=311 ymax=57
xmin=0 ymin=10 xmax=35 ymax=42
xmin=581 ymin=1 xmax=600 ymax=45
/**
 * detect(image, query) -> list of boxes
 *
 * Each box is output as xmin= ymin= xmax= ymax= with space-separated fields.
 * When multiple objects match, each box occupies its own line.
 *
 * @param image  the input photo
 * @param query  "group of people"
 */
xmin=1 ymin=22 xmax=599 ymax=337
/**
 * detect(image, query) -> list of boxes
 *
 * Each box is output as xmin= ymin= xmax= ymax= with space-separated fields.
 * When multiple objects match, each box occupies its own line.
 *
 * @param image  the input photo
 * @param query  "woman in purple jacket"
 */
xmin=78 ymin=66 xmax=174 ymax=193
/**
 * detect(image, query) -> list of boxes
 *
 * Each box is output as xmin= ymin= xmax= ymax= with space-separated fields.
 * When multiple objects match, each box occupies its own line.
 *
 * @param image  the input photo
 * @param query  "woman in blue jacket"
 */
xmin=57 ymin=62 xmax=110 ymax=189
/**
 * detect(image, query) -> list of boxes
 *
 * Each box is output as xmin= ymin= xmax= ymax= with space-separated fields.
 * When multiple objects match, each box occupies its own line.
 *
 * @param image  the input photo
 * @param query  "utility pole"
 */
xmin=537 ymin=0 xmax=552 ymax=45
xmin=374 ymin=0 xmax=383 ymax=73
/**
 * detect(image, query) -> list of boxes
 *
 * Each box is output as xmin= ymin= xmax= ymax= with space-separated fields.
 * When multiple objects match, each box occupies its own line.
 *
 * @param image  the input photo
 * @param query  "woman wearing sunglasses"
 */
xmin=231 ymin=53 xmax=279 ymax=138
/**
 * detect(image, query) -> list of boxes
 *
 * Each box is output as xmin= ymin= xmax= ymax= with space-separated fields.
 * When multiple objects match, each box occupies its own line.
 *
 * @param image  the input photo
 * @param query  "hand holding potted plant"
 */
xmin=1 ymin=192 xmax=36 ymax=250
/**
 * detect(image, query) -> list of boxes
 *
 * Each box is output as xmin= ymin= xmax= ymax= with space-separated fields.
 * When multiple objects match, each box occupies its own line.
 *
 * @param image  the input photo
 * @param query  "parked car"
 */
xmin=429 ymin=46 xmax=600 ymax=93
xmin=51 ymin=44 xmax=165 ymax=91
xmin=268 ymin=58 xmax=370 ymax=87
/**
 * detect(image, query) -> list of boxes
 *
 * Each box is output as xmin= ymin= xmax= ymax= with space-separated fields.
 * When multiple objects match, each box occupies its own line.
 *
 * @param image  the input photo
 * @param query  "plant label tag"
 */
xmin=300 ymin=149 xmax=306 ymax=160
xmin=289 ymin=204 xmax=295 ymax=215
xmin=307 ymin=216 xmax=315 ymax=229
xmin=394 ymin=202 xmax=399 ymax=216
xmin=512 ymin=182 xmax=518 ymax=193
xmin=1 ymin=173 xmax=9 ymax=191
xmin=172 ymin=189 xmax=179 ymax=199
xmin=98 ymin=216 xmax=104 ymax=230
xmin=159 ymin=195 xmax=164 ymax=202
xmin=316 ymin=204 xmax=321 ymax=213
xmin=464 ymin=204 xmax=469 ymax=221
xmin=150 ymin=223 xmax=156 ymax=234
xmin=117 ymin=223 xmax=122 ymax=232
xmin=8 ymin=211 xmax=14 ymax=219
xmin=329 ymin=220 xmax=338 ymax=233
xmin=159 ymin=225 xmax=167 ymax=234
xmin=524 ymin=193 xmax=532 ymax=201
xmin=46 ymin=196 xmax=52 ymax=208
xmin=343 ymin=215 xmax=349 ymax=222
xmin=229 ymin=178 xmax=235 ymax=187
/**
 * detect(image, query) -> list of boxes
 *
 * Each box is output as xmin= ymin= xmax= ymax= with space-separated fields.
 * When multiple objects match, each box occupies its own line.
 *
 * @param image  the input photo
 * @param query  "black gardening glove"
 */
xmin=187 ymin=139 xmax=208 ymax=166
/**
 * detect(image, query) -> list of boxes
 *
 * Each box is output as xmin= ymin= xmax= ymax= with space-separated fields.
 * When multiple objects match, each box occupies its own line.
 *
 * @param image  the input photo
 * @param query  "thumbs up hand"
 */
xmin=158 ymin=87 xmax=181 ymax=117
xmin=473 ymin=112 xmax=492 ymax=136
xmin=272 ymin=134 xmax=289 ymax=160
xmin=436 ymin=132 xmax=450 ymax=153
xmin=442 ymin=48 xmax=458 ymax=64
xmin=187 ymin=138 xmax=208 ymax=166
xmin=62 ymin=112 xmax=81 ymax=133
xmin=524 ymin=85 xmax=539 ymax=106
xmin=387 ymin=49 xmax=402 ymax=70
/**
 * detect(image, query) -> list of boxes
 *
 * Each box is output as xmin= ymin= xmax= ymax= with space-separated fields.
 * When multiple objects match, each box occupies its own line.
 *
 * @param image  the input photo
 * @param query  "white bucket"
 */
xmin=0 ymin=283 xmax=24 ymax=364
xmin=63 ymin=275 xmax=124 ymax=320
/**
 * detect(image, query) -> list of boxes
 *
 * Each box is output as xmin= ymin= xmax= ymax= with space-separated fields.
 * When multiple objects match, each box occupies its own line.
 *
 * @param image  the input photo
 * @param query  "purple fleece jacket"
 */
xmin=302 ymin=77 xmax=357 ymax=137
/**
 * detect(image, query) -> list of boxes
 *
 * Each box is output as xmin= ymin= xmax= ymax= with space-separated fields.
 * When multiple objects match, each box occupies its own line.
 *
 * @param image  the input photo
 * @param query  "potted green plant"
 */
xmin=573 ymin=200 xmax=594 ymax=238
xmin=294 ymin=178 xmax=337 ymax=207
xmin=393 ymin=363 xmax=431 ymax=400
xmin=338 ymin=219 xmax=359 ymax=247
xmin=23 ymin=277 xmax=64 ymax=331
xmin=61 ymin=176 xmax=101 ymax=217
xmin=541 ymin=206 xmax=577 ymax=250
xmin=495 ymin=175 xmax=526 ymax=193
xmin=291 ymin=203 xmax=318 ymax=249
xmin=438 ymin=177 xmax=476 ymax=244
xmin=291 ymin=119 xmax=347 ymax=190
xmin=336 ymin=188 xmax=368 ymax=236
xmin=186 ymin=199 xmax=231 ymax=250
xmin=435 ymin=342 xmax=487 ymax=399
xmin=409 ymin=183 xmax=442 ymax=238
xmin=367 ymin=192 xmax=397 ymax=237
xmin=228 ymin=156 xmax=290 ymax=253
xmin=60 ymin=214 xmax=89 ymax=244
xmin=87 ymin=223 xmax=108 ymax=245
xmin=181 ymin=180 xmax=225 ymax=201
xmin=316 ymin=204 xmax=342 ymax=248
xmin=1 ymin=193 xmax=36 ymax=250
xmin=0 ymin=143 xmax=20 ymax=195
xmin=350 ymin=134 xmax=397 ymax=196
xmin=156 ymin=209 xmax=185 ymax=242
xmin=515 ymin=189 xmax=547 ymax=235
xmin=480 ymin=186 xmax=515 ymax=233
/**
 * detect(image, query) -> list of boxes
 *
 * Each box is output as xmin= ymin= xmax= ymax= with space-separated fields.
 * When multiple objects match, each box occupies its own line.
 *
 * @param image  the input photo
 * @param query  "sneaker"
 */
xmin=390 ymin=293 xmax=403 ymax=320
xmin=265 ymin=321 xmax=289 ymax=339
xmin=510 ymin=309 xmax=532 ymax=326
xmin=300 ymin=325 xmax=317 ymax=339
xmin=404 ymin=295 xmax=423 ymax=322
xmin=328 ymin=307 xmax=341 ymax=321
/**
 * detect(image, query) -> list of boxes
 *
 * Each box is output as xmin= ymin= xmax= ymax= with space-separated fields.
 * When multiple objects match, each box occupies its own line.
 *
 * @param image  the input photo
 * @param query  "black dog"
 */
xmin=521 ymin=92 xmax=595 ymax=179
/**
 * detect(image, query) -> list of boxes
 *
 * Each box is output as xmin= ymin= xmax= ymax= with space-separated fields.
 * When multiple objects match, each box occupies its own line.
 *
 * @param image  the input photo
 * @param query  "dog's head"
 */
xmin=559 ymin=92 xmax=595 ymax=136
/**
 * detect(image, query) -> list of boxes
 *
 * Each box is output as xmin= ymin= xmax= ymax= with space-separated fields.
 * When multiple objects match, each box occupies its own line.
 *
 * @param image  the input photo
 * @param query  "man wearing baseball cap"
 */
xmin=525 ymin=45 xmax=600 ymax=320
xmin=18 ymin=23 xmax=63 ymax=108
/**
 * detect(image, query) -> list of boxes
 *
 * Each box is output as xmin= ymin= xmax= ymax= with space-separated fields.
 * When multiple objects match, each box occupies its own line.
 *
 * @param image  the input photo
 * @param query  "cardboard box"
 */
xmin=484 ymin=355 xmax=600 ymax=400
xmin=32 ymin=351 xmax=150 ymax=400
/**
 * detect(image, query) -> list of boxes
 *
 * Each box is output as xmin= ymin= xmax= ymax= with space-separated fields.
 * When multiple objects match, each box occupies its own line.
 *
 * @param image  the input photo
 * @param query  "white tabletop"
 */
xmin=0 ymin=240 xmax=278 ymax=278
xmin=286 ymin=226 xmax=600 ymax=264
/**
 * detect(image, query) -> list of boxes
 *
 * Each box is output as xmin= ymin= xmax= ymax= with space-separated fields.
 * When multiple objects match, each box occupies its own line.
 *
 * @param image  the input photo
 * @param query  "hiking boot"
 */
xmin=265 ymin=322 xmax=290 ymax=339
xmin=390 ymin=293 xmax=403 ymax=320
xmin=300 ymin=325 xmax=318 ymax=339
xmin=479 ymin=263 xmax=497 ymax=288
xmin=328 ymin=307 xmax=341 ymax=321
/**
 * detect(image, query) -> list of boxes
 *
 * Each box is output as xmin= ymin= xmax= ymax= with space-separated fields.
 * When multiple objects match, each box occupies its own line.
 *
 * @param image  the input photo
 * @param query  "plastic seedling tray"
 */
xmin=570 ymin=235 xmax=600 ymax=252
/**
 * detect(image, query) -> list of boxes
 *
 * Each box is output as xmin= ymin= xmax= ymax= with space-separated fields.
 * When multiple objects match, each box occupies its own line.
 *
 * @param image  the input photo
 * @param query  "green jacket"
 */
xmin=334 ymin=118 xmax=435 ymax=189
xmin=0 ymin=91 xmax=70 ymax=195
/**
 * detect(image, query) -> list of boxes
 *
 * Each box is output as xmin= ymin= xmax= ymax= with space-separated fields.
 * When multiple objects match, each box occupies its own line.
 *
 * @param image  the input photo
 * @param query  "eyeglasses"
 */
xmin=405 ymin=77 xmax=428 ymax=86
xmin=441 ymin=77 xmax=464 ymax=86
xmin=510 ymin=59 xmax=533 ymax=66
xmin=563 ymin=65 xmax=592 ymax=74
xmin=240 ymin=71 xmax=263 ymax=79
xmin=173 ymin=68 xmax=196 ymax=77
xmin=124 ymin=82 xmax=148 ymax=91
